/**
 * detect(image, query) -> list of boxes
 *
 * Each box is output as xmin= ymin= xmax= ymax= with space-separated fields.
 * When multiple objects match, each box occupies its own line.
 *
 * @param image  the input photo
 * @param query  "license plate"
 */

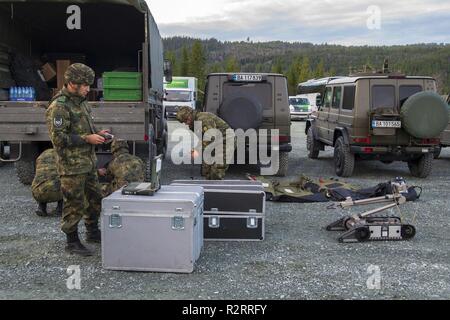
xmin=231 ymin=74 xmax=263 ymax=82
xmin=372 ymin=120 xmax=401 ymax=128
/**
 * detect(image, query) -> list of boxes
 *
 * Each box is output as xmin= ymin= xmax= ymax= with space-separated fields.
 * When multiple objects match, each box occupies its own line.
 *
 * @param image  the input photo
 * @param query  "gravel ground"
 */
xmin=0 ymin=121 xmax=449 ymax=300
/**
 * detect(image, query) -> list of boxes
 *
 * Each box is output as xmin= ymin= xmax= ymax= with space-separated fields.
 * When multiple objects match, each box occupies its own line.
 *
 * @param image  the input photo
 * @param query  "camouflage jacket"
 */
xmin=106 ymin=151 xmax=145 ymax=192
xmin=46 ymin=88 xmax=98 ymax=175
xmin=190 ymin=112 xmax=232 ymax=149
xmin=31 ymin=149 xmax=59 ymax=192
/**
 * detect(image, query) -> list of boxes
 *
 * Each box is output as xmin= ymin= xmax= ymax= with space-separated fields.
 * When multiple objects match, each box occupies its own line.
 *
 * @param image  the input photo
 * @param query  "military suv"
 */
xmin=301 ymin=73 xmax=449 ymax=178
xmin=435 ymin=94 xmax=450 ymax=158
xmin=202 ymin=73 xmax=292 ymax=176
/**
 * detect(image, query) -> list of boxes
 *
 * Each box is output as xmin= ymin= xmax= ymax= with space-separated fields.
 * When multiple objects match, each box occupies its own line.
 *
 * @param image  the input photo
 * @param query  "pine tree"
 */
xmin=271 ymin=59 xmax=284 ymax=74
xmin=190 ymin=41 xmax=207 ymax=100
xmin=287 ymin=57 xmax=302 ymax=96
xmin=180 ymin=46 xmax=190 ymax=76
xmin=314 ymin=59 xmax=325 ymax=79
xmin=225 ymin=56 xmax=240 ymax=72
xmin=298 ymin=56 xmax=311 ymax=83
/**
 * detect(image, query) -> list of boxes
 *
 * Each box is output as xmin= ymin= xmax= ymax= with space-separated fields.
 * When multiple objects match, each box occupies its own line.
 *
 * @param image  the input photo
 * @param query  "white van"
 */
xmin=164 ymin=77 xmax=198 ymax=118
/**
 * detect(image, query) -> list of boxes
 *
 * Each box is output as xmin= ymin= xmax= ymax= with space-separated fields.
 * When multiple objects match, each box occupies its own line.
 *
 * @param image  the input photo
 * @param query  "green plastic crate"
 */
xmin=102 ymin=72 xmax=142 ymax=101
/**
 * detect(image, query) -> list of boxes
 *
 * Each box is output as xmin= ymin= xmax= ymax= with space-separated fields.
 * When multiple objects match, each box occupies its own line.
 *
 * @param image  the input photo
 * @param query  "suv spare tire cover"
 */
xmin=401 ymin=91 xmax=449 ymax=139
xmin=219 ymin=95 xmax=263 ymax=130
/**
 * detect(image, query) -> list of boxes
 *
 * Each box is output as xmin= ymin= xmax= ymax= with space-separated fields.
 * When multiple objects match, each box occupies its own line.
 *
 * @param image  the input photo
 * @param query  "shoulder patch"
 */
xmin=53 ymin=115 xmax=64 ymax=128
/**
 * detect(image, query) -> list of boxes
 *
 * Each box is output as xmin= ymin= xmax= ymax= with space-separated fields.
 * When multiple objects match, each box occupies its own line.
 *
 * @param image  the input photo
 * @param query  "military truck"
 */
xmin=301 ymin=71 xmax=449 ymax=178
xmin=0 ymin=0 xmax=171 ymax=184
xmin=202 ymin=73 xmax=292 ymax=176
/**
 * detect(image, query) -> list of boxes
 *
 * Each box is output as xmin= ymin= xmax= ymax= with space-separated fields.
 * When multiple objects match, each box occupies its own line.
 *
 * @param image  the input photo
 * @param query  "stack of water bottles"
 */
xmin=9 ymin=87 xmax=36 ymax=101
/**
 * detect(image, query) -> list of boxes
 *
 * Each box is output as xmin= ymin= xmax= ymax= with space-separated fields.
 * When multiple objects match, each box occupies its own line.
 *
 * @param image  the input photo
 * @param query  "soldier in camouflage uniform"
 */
xmin=31 ymin=149 xmax=63 ymax=217
xmin=101 ymin=139 xmax=145 ymax=197
xmin=46 ymin=63 xmax=110 ymax=257
xmin=176 ymin=106 xmax=235 ymax=180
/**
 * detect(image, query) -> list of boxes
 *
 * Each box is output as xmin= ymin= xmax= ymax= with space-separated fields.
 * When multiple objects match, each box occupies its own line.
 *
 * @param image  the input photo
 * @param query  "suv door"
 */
xmin=316 ymin=86 xmax=332 ymax=144
xmin=328 ymin=86 xmax=342 ymax=142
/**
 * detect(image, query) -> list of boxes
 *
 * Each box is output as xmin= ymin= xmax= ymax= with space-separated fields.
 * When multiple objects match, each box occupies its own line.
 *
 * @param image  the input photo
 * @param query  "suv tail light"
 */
xmin=272 ymin=135 xmax=290 ymax=143
xmin=353 ymin=137 xmax=371 ymax=144
xmin=421 ymin=138 xmax=440 ymax=145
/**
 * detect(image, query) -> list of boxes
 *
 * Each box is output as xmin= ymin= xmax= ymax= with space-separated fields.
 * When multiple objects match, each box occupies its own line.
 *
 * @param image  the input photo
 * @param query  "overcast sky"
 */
xmin=146 ymin=0 xmax=450 ymax=45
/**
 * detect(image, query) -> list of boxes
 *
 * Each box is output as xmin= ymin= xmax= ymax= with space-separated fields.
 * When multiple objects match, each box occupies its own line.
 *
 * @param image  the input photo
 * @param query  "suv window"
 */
xmin=400 ymin=85 xmax=422 ymax=107
xmin=324 ymin=87 xmax=333 ymax=108
xmin=372 ymin=85 xmax=395 ymax=110
xmin=223 ymin=82 xmax=272 ymax=110
xmin=342 ymin=86 xmax=355 ymax=110
xmin=332 ymin=87 xmax=342 ymax=109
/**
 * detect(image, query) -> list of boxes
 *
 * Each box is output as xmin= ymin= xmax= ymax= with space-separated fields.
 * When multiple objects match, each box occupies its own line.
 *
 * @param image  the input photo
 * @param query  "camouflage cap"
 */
xmin=176 ymin=106 xmax=194 ymax=123
xmin=111 ymin=139 xmax=129 ymax=154
xmin=64 ymin=63 xmax=95 ymax=85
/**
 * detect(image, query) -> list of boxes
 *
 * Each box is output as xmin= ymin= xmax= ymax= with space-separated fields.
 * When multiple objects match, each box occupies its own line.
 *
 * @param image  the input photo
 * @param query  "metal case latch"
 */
xmin=209 ymin=216 xmax=220 ymax=228
xmin=109 ymin=214 xmax=122 ymax=229
xmin=172 ymin=209 xmax=185 ymax=231
xmin=247 ymin=217 xmax=258 ymax=229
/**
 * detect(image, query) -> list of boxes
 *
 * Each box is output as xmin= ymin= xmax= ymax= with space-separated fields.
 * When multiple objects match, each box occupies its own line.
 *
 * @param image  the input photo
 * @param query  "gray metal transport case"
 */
xmin=101 ymin=186 xmax=204 ymax=273
xmin=171 ymin=180 xmax=266 ymax=241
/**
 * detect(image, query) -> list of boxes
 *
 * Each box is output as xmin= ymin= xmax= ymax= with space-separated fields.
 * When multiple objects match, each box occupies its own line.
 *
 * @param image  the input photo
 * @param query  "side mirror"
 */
xmin=316 ymin=94 xmax=323 ymax=108
xmin=163 ymin=60 xmax=173 ymax=83
xmin=195 ymin=100 xmax=203 ymax=111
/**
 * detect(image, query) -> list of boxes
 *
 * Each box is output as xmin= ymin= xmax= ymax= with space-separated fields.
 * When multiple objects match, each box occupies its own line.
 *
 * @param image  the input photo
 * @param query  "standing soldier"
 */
xmin=31 ymin=149 xmax=63 ymax=217
xmin=101 ymin=139 xmax=145 ymax=197
xmin=176 ymin=106 xmax=235 ymax=180
xmin=46 ymin=63 xmax=109 ymax=257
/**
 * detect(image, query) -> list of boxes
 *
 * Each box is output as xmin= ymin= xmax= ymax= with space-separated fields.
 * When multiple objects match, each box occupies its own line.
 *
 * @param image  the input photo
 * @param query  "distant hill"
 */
xmin=163 ymin=37 xmax=450 ymax=94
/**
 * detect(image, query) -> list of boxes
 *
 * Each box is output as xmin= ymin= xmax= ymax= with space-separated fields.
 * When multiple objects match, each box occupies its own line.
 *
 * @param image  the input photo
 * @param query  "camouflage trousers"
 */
xmin=60 ymin=171 xmax=103 ymax=234
xmin=201 ymin=140 xmax=235 ymax=180
xmin=32 ymin=180 xmax=63 ymax=204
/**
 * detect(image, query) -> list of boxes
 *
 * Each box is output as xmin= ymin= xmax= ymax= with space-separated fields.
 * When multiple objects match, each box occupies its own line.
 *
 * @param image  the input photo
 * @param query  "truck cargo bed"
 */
xmin=0 ymin=101 xmax=147 ymax=141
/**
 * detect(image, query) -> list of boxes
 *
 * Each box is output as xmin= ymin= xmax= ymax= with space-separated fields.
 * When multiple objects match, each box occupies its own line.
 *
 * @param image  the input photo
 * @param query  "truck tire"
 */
xmin=219 ymin=95 xmax=263 ymax=130
xmin=408 ymin=153 xmax=433 ymax=178
xmin=0 ymin=142 xmax=5 ymax=167
xmin=433 ymin=146 xmax=442 ymax=159
xmin=401 ymin=91 xmax=449 ymax=139
xmin=15 ymin=159 xmax=36 ymax=185
xmin=157 ymin=123 xmax=168 ymax=159
xmin=306 ymin=127 xmax=320 ymax=159
xmin=334 ymin=137 xmax=355 ymax=177
xmin=275 ymin=152 xmax=289 ymax=177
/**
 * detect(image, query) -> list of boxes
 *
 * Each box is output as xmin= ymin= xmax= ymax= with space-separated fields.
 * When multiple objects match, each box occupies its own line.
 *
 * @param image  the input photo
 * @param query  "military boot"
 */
xmin=65 ymin=232 xmax=93 ymax=257
xmin=86 ymin=224 xmax=101 ymax=244
xmin=54 ymin=200 xmax=63 ymax=217
xmin=35 ymin=202 xmax=48 ymax=217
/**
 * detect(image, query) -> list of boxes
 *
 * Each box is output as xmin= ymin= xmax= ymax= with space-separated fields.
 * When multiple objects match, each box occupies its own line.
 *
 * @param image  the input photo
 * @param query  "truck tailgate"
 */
xmin=0 ymin=102 xmax=146 ymax=142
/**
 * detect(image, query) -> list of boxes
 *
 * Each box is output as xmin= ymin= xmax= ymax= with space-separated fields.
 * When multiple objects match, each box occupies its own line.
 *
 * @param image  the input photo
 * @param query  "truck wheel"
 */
xmin=306 ymin=127 xmax=320 ymax=159
xmin=408 ymin=153 xmax=433 ymax=178
xmin=15 ymin=159 xmax=36 ymax=185
xmin=433 ymin=147 xmax=442 ymax=159
xmin=0 ymin=142 xmax=6 ymax=167
xmin=275 ymin=152 xmax=289 ymax=177
xmin=157 ymin=124 xmax=168 ymax=159
xmin=334 ymin=137 xmax=355 ymax=177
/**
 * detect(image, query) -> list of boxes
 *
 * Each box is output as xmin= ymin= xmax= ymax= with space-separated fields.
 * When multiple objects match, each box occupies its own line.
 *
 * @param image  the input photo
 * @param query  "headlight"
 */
xmin=290 ymin=105 xmax=295 ymax=112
